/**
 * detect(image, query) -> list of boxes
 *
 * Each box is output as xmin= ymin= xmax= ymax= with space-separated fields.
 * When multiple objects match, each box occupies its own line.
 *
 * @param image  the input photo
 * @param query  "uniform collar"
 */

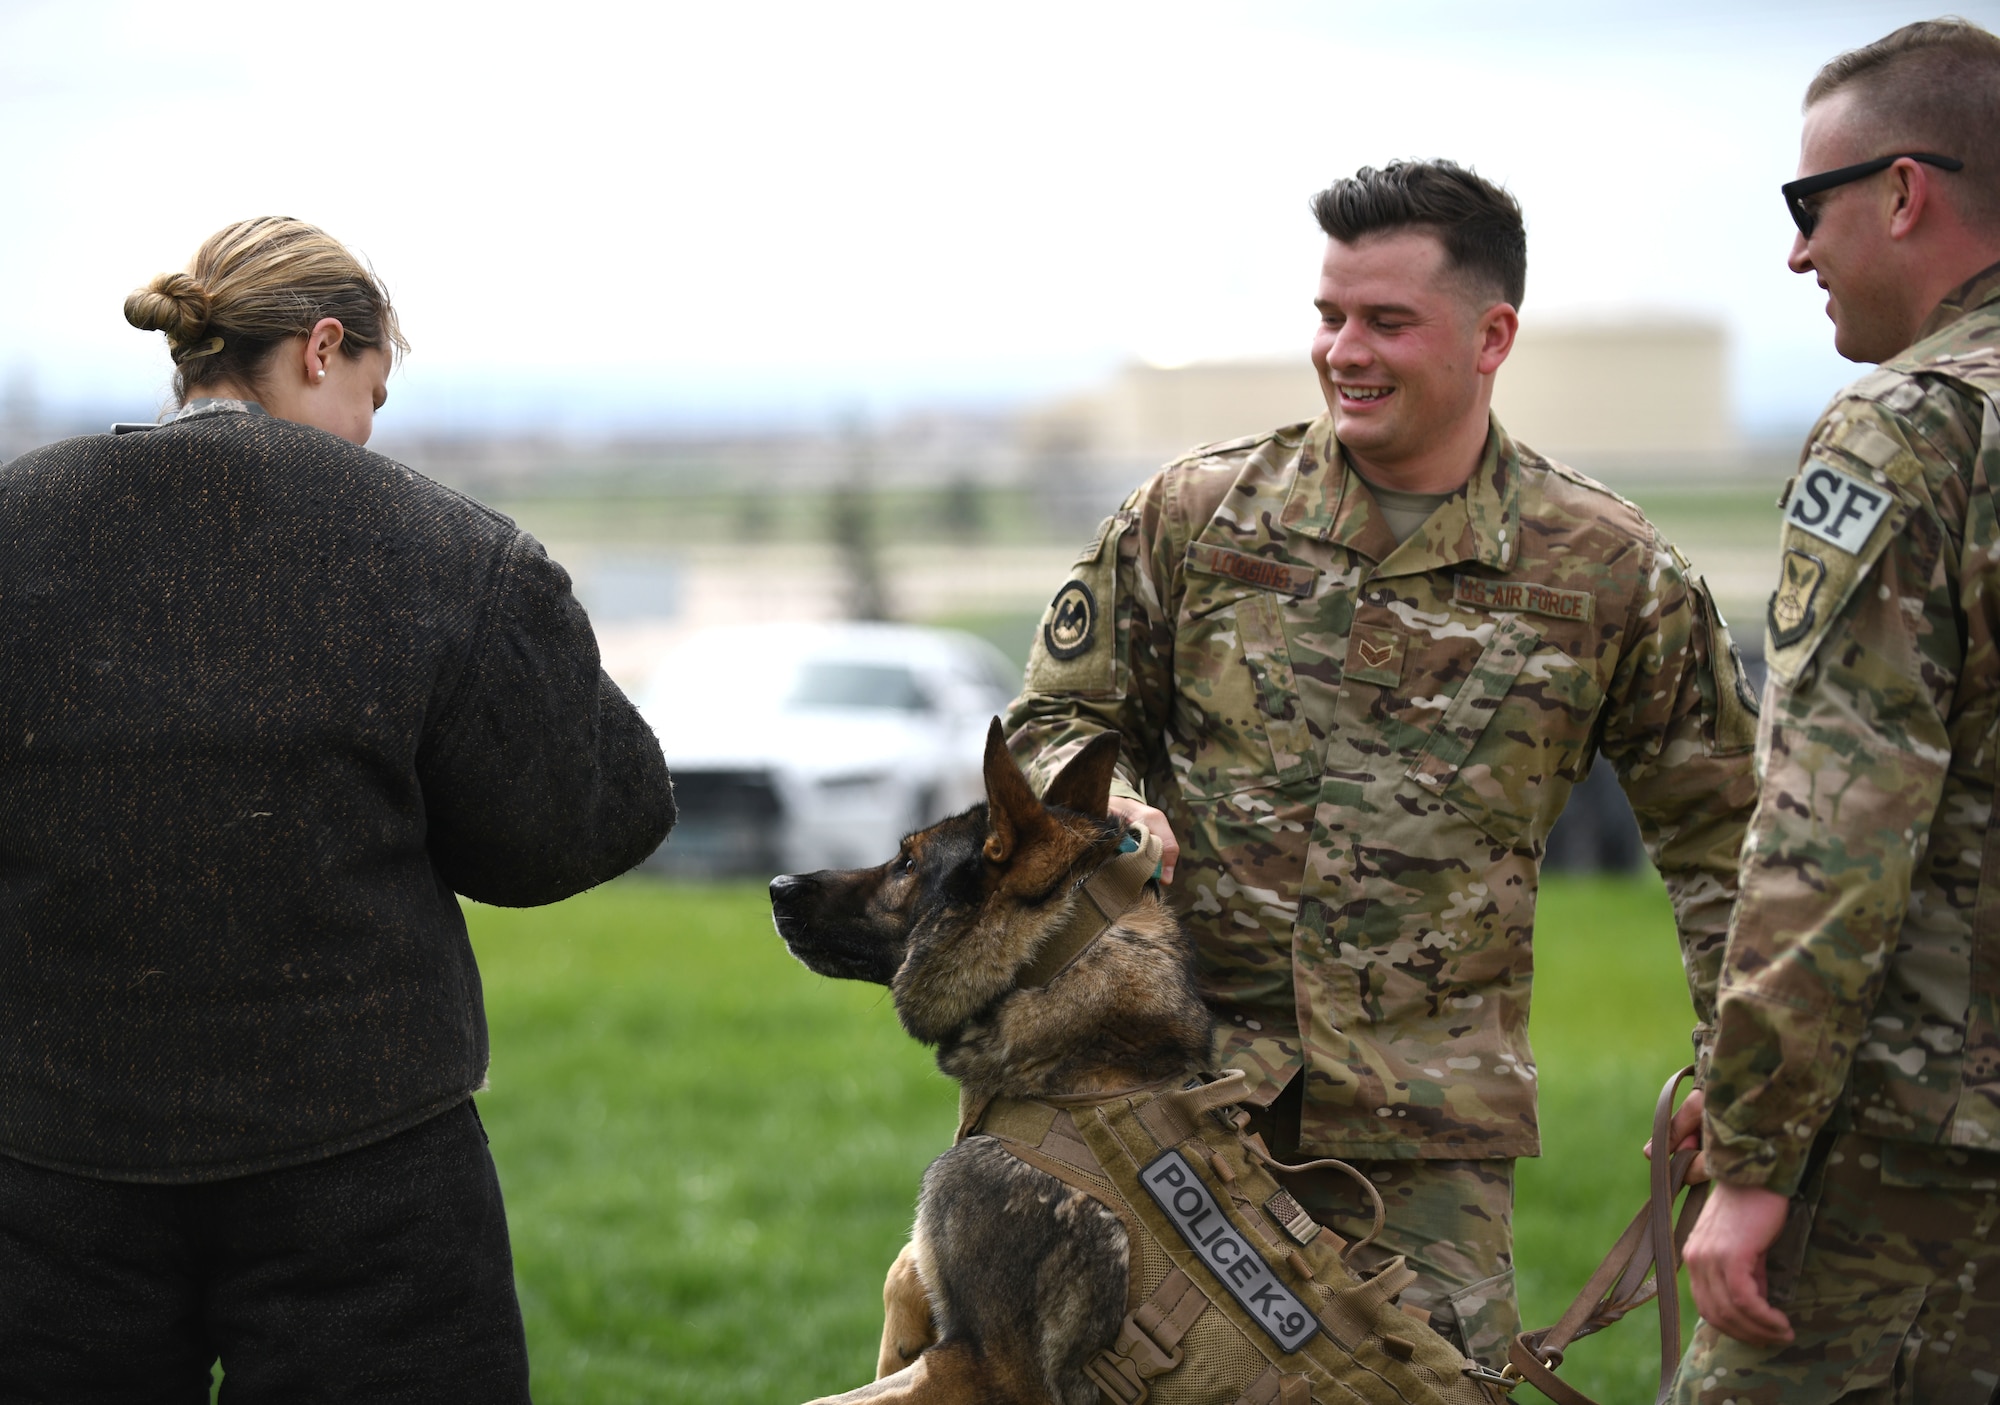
xmin=174 ymin=398 xmax=268 ymax=424
xmin=1284 ymin=413 xmax=1520 ymax=576
xmin=1913 ymin=258 xmax=2000 ymax=343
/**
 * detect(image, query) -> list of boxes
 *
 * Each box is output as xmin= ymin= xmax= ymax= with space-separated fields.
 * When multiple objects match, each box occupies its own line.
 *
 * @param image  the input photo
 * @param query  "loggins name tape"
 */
xmin=1140 ymin=1149 xmax=1320 ymax=1352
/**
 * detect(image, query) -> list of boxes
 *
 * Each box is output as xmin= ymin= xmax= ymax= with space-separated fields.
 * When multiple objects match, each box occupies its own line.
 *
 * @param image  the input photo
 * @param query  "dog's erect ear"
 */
xmin=982 ymin=718 xmax=1042 ymax=864
xmin=1039 ymin=731 xmax=1123 ymax=819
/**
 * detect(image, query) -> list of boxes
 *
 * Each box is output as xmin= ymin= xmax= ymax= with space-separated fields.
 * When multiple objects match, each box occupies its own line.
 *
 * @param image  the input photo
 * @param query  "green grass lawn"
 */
xmin=467 ymin=874 xmax=1704 ymax=1403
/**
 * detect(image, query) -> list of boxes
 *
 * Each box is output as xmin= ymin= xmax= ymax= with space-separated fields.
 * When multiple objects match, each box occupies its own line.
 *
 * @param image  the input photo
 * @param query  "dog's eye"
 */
xmin=899 ymin=855 xmax=915 ymax=875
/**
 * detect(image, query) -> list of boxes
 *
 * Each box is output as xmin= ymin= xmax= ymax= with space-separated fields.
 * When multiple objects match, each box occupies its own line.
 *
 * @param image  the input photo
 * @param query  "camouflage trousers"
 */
xmin=1672 ymin=1132 xmax=2000 ymax=1404
xmin=1245 ymin=1080 xmax=1518 ymax=1370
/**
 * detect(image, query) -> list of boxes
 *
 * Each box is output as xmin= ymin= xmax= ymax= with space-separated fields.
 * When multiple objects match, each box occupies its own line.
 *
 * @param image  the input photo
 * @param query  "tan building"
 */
xmin=1027 ymin=316 xmax=1737 ymax=468
xmin=1494 ymin=318 xmax=1733 ymax=460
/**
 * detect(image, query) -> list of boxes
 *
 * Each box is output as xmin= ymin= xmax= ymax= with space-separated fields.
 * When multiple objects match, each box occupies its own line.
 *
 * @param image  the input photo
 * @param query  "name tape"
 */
xmin=1187 ymin=544 xmax=1318 ymax=599
xmin=1453 ymin=575 xmax=1593 ymax=623
xmin=1139 ymin=1149 xmax=1320 ymax=1353
xmin=1785 ymin=462 xmax=1893 ymax=556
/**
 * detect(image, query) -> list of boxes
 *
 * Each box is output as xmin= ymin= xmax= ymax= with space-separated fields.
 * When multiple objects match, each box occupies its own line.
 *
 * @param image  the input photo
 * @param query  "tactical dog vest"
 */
xmin=960 ymin=1074 xmax=1508 ymax=1405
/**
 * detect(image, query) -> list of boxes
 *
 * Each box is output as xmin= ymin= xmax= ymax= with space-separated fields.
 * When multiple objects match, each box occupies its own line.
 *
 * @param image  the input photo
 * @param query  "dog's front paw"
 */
xmin=876 ymin=1241 xmax=937 ymax=1379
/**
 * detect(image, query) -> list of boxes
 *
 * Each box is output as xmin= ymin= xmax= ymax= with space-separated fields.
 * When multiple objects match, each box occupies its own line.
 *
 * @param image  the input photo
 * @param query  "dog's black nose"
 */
xmin=769 ymin=874 xmax=810 ymax=941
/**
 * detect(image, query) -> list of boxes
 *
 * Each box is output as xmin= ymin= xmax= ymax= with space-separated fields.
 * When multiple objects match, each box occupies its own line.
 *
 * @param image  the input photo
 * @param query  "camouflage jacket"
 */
xmin=1705 ymin=263 xmax=2000 ymax=1194
xmin=1006 ymin=416 xmax=1758 ymax=1160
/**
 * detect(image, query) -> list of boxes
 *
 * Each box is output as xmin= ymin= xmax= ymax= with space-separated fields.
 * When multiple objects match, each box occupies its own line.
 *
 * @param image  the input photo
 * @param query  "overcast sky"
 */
xmin=5 ymin=0 xmax=1996 ymax=436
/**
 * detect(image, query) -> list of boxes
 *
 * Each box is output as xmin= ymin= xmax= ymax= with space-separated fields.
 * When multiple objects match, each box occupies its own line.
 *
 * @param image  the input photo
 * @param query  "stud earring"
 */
xmin=316 ymin=368 xmax=327 ymax=381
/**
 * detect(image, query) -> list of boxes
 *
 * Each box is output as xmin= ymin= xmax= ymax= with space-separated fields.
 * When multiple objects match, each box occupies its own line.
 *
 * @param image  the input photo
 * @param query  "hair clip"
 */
xmin=170 ymin=335 xmax=225 ymax=364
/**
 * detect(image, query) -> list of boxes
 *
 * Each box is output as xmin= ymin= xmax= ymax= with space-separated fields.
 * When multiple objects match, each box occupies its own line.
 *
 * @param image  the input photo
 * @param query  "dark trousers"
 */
xmin=0 ymin=1100 xmax=530 ymax=1404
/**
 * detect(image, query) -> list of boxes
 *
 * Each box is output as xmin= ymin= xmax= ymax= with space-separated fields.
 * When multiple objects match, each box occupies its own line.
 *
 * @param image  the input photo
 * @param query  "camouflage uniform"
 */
xmin=1681 ymin=265 xmax=2000 ymax=1403
xmin=1006 ymin=415 xmax=1758 ymax=1363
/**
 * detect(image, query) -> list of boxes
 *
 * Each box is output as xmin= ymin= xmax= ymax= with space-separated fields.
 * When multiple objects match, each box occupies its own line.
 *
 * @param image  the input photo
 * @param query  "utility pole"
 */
xmin=831 ymin=414 xmax=890 ymax=621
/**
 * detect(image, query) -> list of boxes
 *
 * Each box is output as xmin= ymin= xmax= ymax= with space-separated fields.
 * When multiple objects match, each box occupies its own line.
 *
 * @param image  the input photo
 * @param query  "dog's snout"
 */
xmin=769 ymin=874 xmax=816 ymax=945
xmin=770 ymin=874 xmax=816 ymax=926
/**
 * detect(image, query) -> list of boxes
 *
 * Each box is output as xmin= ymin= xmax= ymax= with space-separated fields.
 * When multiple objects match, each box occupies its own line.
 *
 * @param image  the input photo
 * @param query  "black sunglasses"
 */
xmin=1782 ymin=152 xmax=1964 ymax=237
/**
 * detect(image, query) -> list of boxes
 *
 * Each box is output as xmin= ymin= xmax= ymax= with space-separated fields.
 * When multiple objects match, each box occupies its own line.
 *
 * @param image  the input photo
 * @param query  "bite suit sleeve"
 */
xmin=419 ymin=531 xmax=675 ymax=906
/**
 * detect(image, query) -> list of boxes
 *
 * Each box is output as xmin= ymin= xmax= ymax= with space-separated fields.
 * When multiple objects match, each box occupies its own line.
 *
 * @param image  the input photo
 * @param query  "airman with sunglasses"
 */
xmin=1668 ymin=18 xmax=2000 ymax=1402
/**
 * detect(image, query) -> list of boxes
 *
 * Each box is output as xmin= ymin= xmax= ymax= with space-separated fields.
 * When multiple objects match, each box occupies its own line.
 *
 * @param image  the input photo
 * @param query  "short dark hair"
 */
xmin=1310 ymin=160 xmax=1527 ymax=308
xmin=1806 ymin=18 xmax=2000 ymax=227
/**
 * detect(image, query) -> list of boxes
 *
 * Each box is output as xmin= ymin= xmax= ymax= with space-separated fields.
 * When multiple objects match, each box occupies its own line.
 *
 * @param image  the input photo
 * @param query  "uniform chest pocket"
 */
xmin=1405 ymin=614 xmax=1602 ymax=847
xmin=1172 ymin=570 xmax=1320 ymax=798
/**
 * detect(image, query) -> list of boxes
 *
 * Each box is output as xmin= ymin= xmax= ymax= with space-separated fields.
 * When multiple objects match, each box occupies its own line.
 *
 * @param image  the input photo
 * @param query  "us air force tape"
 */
xmin=1140 ymin=1149 xmax=1320 ymax=1352
xmin=1044 ymin=580 xmax=1097 ymax=660
xmin=1783 ymin=461 xmax=1893 ymax=555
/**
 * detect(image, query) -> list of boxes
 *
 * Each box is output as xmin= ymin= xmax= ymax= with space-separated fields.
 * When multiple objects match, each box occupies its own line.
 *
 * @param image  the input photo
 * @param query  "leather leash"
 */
xmin=1507 ymin=1065 xmax=1709 ymax=1404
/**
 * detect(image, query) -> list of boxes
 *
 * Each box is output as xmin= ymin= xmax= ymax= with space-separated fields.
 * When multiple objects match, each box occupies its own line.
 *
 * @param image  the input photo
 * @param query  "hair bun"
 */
xmin=123 ymin=271 xmax=212 ymax=343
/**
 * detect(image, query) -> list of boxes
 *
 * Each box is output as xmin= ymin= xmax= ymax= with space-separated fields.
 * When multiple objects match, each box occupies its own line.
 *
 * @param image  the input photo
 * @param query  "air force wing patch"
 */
xmin=1784 ymin=462 xmax=1893 ymax=555
xmin=1768 ymin=548 xmax=1826 ymax=649
xmin=1044 ymin=580 xmax=1097 ymax=660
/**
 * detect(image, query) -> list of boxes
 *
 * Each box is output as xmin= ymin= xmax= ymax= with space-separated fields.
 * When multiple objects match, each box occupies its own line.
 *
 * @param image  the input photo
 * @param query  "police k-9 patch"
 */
xmin=1140 ymin=1149 xmax=1320 ymax=1352
xmin=1044 ymin=580 xmax=1097 ymax=660
xmin=1784 ymin=461 xmax=1893 ymax=555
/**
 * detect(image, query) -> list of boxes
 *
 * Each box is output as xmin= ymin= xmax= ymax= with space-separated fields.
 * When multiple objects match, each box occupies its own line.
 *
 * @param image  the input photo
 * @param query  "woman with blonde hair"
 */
xmin=0 ymin=217 xmax=675 ymax=1401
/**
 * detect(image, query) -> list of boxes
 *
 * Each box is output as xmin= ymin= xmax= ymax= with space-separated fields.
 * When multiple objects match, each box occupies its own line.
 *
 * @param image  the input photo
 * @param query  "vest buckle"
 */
xmin=1084 ymin=1350 xmax=1150 ymax=1405
xmin=1085 ymin=1300 xmax=1188 ymax=1405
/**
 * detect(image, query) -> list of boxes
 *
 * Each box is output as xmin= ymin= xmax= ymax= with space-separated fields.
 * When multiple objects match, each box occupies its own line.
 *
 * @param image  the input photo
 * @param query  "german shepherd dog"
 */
xmin=767 ymin=721 xmax=1213 ymax=1405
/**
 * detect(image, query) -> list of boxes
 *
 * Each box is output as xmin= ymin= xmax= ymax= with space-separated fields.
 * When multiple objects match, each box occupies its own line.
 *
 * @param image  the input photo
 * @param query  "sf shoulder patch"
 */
xmin=1140 ymin=1149 xmax=1319 ymax=1353
xmin=1044 ymin=580 xmax=1097 ymax=660
xmin=1763 ymin=449 xmax=1907 ymax=685
xmin=1783 ymin=461 xmax=1894 ymax=554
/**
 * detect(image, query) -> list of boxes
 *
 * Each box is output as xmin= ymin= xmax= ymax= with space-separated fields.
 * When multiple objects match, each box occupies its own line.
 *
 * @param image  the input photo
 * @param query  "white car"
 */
xmin=635 ymin=622 xmax=1022 ymax=877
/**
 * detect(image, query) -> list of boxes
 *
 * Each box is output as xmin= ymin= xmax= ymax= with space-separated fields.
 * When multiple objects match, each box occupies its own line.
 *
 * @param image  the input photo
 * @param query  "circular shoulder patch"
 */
xmin=1043 ymin=580 xmax=1098 ymax=660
